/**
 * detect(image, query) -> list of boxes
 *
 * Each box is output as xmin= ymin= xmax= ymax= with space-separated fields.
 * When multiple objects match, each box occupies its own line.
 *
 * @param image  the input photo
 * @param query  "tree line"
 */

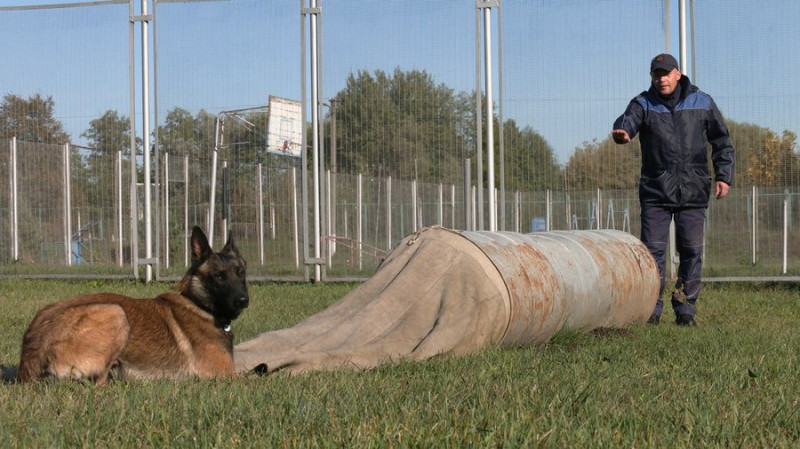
xmin=1 ymin=68 xmax=798 ymax=193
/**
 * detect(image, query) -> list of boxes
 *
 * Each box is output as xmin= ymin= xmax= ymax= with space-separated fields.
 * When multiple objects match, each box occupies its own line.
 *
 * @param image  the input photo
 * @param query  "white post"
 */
xmin=607 ymin=199 xmax=616 ymax=229
xmin=292 ymin=166 xmax=300 ymax=269
xmin=752 ymin=185 xmax=757 ymax=265
xmin=184 ymin=155 xmax=189 ymax=267
xmin=221 ymin=160 xmax=228 ymax=239
xmin=63 ymin=144 xmax=72 ymax=265
xmin=783 ymin=196 xmax=788 ymax=275
xmin=464 ymin=158 xmax=471 ymax=231
xmin=270 ymin=205 xmax=276 ymax=240
xmin=357 ymin=173 xmax=363 ymax=270
xmin=386 ymin=176 xmax=392 ymax=250
xmin=258 ymin=163 xmax=264 ymax=265
xmin=163 ymin=152 xmax=169 ymax=269
xmin=596 ymin=188 xmax=602 ymax=230
xmin=450 ymin=184 xmax=456 ymax=229
xmin=471 ymin=185 xmax=477 ymax=231
xmin=326 ymin=169 xmax=334 ymax=266
xmin=10 ymin=137 xmax=18 ymax=261
xmin=117 ymin=150 xmax=123 ymax=267
xmin=438 ymin=183 xmax=443 ymax=226
xmin=669 ymin=219 xmax=677 ymax=278
xmin=412 ymin=179 xmax=418 ymax=231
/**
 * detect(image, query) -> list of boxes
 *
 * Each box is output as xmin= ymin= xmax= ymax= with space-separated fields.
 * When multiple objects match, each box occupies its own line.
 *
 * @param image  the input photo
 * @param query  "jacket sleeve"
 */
xmin=707 ymin=99 xmax=735 ymax=186
xmin=612 ymin=96 xmax=644 ymax=142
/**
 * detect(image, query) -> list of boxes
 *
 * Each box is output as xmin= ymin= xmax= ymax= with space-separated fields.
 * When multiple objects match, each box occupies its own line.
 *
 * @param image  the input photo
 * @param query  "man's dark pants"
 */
xmin=640 ymin=205 xmax=706 ymax=318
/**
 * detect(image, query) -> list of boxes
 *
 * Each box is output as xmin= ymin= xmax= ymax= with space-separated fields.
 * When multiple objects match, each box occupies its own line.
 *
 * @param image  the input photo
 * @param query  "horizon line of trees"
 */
xmin=1 ymin=68 xmax=799 ymax=194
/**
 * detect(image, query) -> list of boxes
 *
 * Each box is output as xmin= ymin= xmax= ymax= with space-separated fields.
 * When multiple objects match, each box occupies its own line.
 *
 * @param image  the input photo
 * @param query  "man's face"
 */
xmin=651 ymin=68 xmax=681 ymax=96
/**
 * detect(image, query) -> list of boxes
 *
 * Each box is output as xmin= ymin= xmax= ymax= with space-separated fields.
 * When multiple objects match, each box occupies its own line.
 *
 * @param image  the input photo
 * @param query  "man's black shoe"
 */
xmin=647 ymin=314 xmax=660 ymax=325
xmin=675 ymin=314 xmax=696 ymax=327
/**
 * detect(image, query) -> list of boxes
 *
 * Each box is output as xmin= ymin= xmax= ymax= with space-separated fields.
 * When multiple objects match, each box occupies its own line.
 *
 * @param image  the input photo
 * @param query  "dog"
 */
xmin=15 ymin=226 xmax=249 ymax=384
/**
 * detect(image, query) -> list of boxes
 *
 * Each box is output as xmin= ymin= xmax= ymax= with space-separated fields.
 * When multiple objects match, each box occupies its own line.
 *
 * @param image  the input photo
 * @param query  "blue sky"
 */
xmin=2 ymin=0 xmax=798 ymax=164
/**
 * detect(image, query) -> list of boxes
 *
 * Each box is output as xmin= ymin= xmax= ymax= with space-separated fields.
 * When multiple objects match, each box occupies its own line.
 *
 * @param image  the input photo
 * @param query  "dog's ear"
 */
xmin=191 ymin=226 xmax=212 ymax=262
xmin=222 ymin=230 xmax=241 ymax=257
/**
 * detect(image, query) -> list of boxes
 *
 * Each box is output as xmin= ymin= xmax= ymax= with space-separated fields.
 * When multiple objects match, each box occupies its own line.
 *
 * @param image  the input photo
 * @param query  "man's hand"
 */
xmin=611 ymin=129 xmax=630 ymax=144
xmin=715 ymin=181 xmax=730 ymax=199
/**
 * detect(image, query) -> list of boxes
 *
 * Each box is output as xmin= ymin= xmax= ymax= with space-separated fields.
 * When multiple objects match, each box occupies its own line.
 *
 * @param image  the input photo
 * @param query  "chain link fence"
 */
xmin=1 ymin=0 xmax=798 ymax=281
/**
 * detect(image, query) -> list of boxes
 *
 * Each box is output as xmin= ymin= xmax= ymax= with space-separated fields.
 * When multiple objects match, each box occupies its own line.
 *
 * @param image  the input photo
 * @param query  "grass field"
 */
xmin=0 ymin=279 xmax=798 ymax=447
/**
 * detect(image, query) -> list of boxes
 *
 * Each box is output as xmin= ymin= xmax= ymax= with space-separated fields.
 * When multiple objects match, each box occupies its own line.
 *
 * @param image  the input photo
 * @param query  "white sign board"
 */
xmin=266 ymin=96 xmax=303 ymax=157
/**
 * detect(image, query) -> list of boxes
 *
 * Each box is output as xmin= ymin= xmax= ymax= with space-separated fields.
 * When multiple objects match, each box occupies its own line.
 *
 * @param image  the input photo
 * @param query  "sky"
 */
xmin=1 ymin=0 xmax=798 ymax=165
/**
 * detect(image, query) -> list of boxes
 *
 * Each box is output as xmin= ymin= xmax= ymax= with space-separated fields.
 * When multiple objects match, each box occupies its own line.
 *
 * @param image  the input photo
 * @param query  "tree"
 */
xmin=81 ymin=110 xmax=135 ymax=179
xmin=0 ymin=94 xmax=70 ymax=249
xmin=725 ymin=119 xmax=771 ymax=187
xmin=561 ymin=117 xmax=800 ymax=191
xmin=330 ymin=68 xmax=562 ymax=190
xmin=565 ymin=135 xmax=639 ymax=190
xmin=331 ymin=68 xmax=473 ymax=184
xmin=502 ymin=119 xmax=563 ymax=191
xmin=158 ymin=107 xmax=215 ymax=164
xmin=75 ymin=110 xmax=138 ymax=235
xmin=0 ymin=93 xmax=69 ymax=144
xmin=747 ymin=129 xmax=798 ymax=187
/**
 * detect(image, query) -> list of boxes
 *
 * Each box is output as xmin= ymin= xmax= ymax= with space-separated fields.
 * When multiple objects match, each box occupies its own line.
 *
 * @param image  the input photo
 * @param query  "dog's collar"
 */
xmin=221 ymin=321 xmax=232 ymax=332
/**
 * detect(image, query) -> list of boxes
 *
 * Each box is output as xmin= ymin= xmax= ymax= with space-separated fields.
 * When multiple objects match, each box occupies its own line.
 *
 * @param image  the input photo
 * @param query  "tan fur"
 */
xmin=16 ymin=227 xmax=248 ymax=384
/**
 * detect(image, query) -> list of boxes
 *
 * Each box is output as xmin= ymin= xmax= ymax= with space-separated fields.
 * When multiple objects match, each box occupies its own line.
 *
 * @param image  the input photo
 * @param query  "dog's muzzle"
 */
xmin=234 ymin=296 xmax=249 ymax=310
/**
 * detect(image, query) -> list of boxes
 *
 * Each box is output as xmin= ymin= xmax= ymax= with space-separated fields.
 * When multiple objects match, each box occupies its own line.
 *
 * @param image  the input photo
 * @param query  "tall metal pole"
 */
xmin=209 ymin=116 xmax=220 ymax=245
xmin=310 ymin=0 xmax=321 ymax=282
xmin=497 ymin=1 xmax=505 ymax=231
xmin=128 ymin=0 xmax=139 ymax=278
xmin=664 ymin=0 xmax=670 ymax=53
xmin=152 ymin=0 xmax=161 ymax=279
xmin=689 ymin=0 xmax=696 ymax=82
xmin=318 ymin=11 xmax=328 ymax=280
xmin=678 ymin=0 xmax=687 ymax=75
xmin=141 ymin=0 xmax=153 ymax=282
xmin=300 ymin=1 xmax=310 ymax=280
xmin=668 ymin=0 xmax=689 ymax=280
xmin=330 ymin=99 xmax=337 ymax=252
xmin=474 ymin=6 xmax=484 ymax=230
xmin=482 ymin=2 xmax=497 ymax=232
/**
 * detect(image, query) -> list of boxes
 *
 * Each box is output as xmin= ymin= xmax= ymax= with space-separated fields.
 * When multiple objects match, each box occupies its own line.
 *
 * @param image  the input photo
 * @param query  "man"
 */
xmin=612 ymin=53 xmax=735 ymax=326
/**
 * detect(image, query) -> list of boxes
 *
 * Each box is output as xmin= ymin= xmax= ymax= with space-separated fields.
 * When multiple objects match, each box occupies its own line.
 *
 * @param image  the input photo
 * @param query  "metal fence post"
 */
xmin=63 ymin=143 xmax=72 ymax=266
xmin=10 ymin=137 xmax=18 ymax=262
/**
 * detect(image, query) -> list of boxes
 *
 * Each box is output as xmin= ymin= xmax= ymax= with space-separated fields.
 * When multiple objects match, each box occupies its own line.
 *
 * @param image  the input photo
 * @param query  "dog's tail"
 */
xmin=0 ymin=365 xmax=19 ymax=383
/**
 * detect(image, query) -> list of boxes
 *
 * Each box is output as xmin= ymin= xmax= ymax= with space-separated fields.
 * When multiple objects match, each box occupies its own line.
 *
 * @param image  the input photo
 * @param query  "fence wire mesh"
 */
xmin=1 ymin=0 xmax=798 ymax=280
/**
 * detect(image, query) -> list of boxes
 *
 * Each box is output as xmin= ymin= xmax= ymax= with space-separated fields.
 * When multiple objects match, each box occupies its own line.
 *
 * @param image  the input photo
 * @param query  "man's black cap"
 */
xmin=650 ymin=53 xmax=679 ymax=73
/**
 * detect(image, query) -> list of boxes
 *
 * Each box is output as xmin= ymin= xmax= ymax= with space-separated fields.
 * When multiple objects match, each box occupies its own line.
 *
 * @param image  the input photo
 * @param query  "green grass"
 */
xmin=1 ymin=280 xmax=799 ymax=447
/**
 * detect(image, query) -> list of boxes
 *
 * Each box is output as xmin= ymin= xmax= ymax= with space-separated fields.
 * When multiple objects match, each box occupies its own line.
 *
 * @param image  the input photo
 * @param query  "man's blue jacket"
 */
xmin=613 ymin=76 xmax=735 ymax=208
